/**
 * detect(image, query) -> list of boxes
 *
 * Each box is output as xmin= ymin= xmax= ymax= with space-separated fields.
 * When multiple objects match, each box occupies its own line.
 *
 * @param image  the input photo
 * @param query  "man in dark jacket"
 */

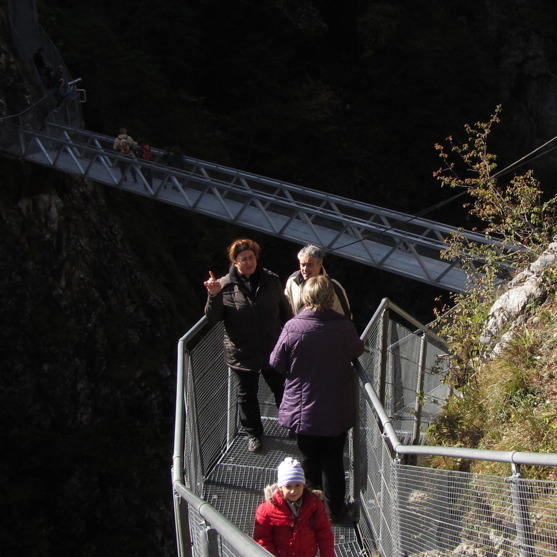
xmin=204 ymin=238 xmax=293 ymax=453
xmin=270 ymin=275 xmax=364 ymax=521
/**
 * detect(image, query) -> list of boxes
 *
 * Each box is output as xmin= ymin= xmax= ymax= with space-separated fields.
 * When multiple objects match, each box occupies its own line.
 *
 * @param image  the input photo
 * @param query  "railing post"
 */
xmin=379 ymin=307 xmax=390 ymax=406
xmin=187 ymin=349 xmax=204 ymax=493
xmin=349 ymin=366 xmax=361 ymax=520
xmin=227 ymin=368 xmax=236 ymax=449
xmin=200 ymin=526 xmax=219 ymax=557
xmin=173 ymin=490 xmax=192 ymax=557
xmin=391 ymin=457 xmax=402 ymax=557
xmin=18 ymin=128 xmax=26 ymax=156
xmin=411 ymin=333 xmax=427 ymax=447
xmin=510 ymin=464 xmax=535 ymax=557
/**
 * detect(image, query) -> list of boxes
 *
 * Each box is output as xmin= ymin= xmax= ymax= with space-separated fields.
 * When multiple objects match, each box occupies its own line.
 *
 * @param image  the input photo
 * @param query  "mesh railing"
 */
xmin=184 ymin=321 xmax=232 ymax=496
xmin=359 ymin=299 xmax=450 ymax=445
xmin=395 ymin=466 xmax=557 ymax=556
xmin=173 ymin=302 xmax=557 ymax=557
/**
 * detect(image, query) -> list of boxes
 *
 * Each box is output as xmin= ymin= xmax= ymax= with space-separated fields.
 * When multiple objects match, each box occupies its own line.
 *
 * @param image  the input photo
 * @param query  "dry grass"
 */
xmin=429 ymin=295 xmax=557 ymax=479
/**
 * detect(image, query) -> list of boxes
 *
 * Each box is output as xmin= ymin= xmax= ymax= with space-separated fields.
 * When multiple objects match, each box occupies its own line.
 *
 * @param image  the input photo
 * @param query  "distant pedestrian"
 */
xmin=54 ymin=65 xmax=65 ymax=83
xmin=166 ymin=145 xmax=184 ymax=190
xmin=138 ymin=140 xmax=154 ymax=189
xmin=55 ymin=79 xmax=73 ymax=108
xmin=167 ymin=145 xmax=184 ymax=170
xmin=44 ymin=65 xmax=57 ymax=88
xmin=33 ymin=47 xmax=46 ymax=73
xmin=113 ymin=128 xmax=138 ymax=183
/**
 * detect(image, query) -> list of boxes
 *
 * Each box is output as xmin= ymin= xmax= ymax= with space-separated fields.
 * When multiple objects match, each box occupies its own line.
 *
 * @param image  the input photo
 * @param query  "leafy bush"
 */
xmin=429 ymin=108 xmax=557 ymax=476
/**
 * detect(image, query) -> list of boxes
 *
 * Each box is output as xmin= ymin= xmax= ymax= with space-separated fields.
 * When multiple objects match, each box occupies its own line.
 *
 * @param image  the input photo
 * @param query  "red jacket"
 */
xmin=254 ymin=485 xmax=334 ymax=557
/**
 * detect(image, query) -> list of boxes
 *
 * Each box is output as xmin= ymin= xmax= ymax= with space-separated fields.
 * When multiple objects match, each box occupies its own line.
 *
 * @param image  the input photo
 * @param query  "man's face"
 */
xmin=299 ymin=255 xmax=321 ymax=280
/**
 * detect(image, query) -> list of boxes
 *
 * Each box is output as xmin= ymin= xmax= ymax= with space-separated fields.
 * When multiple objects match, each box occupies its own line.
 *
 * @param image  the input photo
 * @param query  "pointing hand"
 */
xmin=204 ymin=271 xmax=222 ymax=296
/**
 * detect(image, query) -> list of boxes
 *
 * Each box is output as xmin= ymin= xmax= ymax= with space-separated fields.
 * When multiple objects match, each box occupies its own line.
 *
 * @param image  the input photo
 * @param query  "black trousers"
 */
xmin=296 ymin=431 xmax=348 ymax=515
xmin=231 ymin=367 xmax=284 ymax=438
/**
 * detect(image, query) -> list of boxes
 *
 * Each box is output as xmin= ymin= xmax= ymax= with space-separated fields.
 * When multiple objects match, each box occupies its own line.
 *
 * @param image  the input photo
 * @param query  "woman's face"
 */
xmin=234 ymin=249 xmax=257 ymax=277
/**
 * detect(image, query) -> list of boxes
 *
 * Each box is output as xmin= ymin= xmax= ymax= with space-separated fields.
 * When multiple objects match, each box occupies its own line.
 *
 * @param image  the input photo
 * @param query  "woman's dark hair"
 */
xmin=227 ymin=238 xmax=261 ymax=263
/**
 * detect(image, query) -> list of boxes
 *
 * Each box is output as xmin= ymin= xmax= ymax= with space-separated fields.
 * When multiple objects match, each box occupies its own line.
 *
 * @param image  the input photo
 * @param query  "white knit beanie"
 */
xmin=277 ymin=457 xmax=306 ymax=487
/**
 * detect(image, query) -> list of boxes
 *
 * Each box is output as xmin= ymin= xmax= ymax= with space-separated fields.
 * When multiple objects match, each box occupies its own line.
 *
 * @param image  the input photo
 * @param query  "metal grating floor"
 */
xmin=202 ymin=416 xmax=361 ymax=553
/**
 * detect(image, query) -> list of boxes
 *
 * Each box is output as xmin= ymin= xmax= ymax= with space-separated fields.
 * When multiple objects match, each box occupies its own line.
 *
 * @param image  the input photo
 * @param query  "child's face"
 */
xmin=280 ymin=483 xmax=304 ymax=502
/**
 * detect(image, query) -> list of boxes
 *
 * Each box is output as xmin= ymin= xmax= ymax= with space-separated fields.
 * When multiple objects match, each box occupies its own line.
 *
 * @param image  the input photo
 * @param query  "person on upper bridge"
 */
xmin=33 ymin=47 xmax=46 ymax=74
xmin=285 ymin=244 xmax=351 ymax=319
xmin=204 ymin=238 xmax=293 ymax=454
xmin=254 ymin=457 xmax=334 ymax=557
xmin=166 ymin=145 xmax=184 ymax=190
xmin=113 ymin=128 xmax=138 ymax=183
xmin=54 ymin=79 xmax=73 ymax=108
xmin=166 ymin=145 xmax=184 ymax=170
xmin=138 ymin=140 xmax=153 ymax=189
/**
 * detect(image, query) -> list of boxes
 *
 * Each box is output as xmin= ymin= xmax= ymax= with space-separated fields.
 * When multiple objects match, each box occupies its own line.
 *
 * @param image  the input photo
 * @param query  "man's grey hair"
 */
xmin=297 ymin=244 xmax=323 ymax=263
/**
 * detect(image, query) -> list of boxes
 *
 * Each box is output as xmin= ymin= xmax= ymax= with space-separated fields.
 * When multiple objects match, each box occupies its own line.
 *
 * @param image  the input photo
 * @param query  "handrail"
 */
xmin=354 ymin=357 xmax=557 ymax=467
xmin=172 ymin=316 xmax=208 ymax=488
xmin=172 ymin=315 xmax=272 ymax=557
xmin=173 ymin=483 xmax=271 ymax=557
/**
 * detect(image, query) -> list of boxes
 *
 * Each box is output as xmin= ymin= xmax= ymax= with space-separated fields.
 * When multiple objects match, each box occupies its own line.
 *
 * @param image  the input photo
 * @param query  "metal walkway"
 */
xmin=4 ymin=0 xmax=515 ymax=294
xmin=174 ymin=304 xmax=557 ymax=557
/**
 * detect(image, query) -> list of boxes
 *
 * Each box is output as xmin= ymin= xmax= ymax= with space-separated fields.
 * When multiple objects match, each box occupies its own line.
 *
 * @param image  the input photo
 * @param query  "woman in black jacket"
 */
xmin=204 ymin=238 xmax=293 ymax=453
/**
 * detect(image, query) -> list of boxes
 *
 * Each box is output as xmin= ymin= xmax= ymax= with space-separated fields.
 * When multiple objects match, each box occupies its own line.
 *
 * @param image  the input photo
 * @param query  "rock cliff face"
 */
xmin=1 ymin=27 xmax=203 ymax=553
xmin=480 ymin=239 xmax=557 ymax=358
xmin=0 ymin=161 xmax=191 ymax=555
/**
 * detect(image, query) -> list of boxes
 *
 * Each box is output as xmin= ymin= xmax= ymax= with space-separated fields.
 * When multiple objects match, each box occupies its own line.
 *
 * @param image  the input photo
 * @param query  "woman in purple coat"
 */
xmin=269 ymin=275 xmax=365 ymax=522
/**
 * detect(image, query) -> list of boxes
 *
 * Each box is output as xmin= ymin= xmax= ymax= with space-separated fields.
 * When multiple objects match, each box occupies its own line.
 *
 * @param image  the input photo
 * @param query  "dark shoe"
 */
xmin=330 ymin=503 xmax=351 ymax=524
xmin=288 ymin=429 xmax=296 ymax=439
xmin=247 ymin=436 xmax=262 ymax=454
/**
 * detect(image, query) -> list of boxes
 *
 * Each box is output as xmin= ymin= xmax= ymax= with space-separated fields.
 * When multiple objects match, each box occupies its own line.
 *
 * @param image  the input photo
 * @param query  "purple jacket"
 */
xmin=270 ymin=309 xmax=365 ymax=436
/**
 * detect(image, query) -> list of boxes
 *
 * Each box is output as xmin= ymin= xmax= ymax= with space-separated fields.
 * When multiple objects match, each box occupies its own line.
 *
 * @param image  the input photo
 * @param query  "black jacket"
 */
xmin=205 ymin=265 xmax=293 ymax=372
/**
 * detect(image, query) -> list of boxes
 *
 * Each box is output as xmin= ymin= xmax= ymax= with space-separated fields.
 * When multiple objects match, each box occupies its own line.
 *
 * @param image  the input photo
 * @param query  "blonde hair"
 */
xmin=227 ymin=238 xmax=261 ymax=263
xmin=301 ymin=275 xmax=335 ymax=311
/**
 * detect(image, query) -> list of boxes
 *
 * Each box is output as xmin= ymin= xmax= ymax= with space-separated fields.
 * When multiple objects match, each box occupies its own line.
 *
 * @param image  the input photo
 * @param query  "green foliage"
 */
xmin=433 ymin=282 xmax=493 ymax=388
xmin=432 ymin=107 xmax=557 ymax=383
xmin=429 ymin=109 xmax=557 ymax=476
xmin=434 ymin=105 xmax=557 ymax=261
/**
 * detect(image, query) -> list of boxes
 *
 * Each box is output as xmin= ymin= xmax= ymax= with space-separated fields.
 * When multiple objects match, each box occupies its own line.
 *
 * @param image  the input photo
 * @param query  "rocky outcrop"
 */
xmin=480 ymin=240 xmax=557 ymax=357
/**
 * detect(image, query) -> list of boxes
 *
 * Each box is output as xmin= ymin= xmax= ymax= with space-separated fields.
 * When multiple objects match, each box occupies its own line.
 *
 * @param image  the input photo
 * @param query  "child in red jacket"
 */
xmin=254 ymin=457 xmax=334 ymax=557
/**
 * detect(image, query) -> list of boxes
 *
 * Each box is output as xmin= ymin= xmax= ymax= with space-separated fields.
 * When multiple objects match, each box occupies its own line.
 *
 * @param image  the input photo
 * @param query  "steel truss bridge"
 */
xmin=1 ymin=116 xmax=511 ymax=292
